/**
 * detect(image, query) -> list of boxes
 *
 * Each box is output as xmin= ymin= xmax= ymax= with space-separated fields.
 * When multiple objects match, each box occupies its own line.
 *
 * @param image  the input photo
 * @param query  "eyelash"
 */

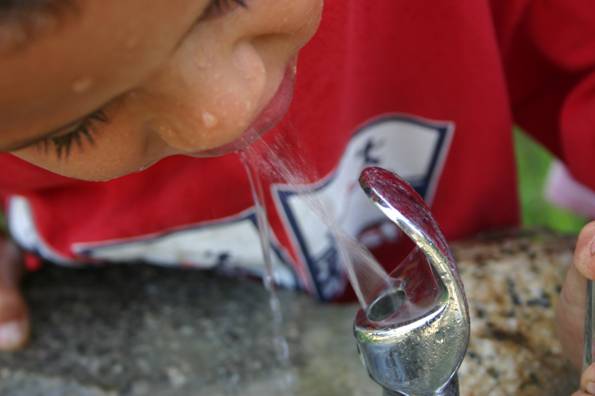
xmin=37 ymin=110 xmax=108 ymax=159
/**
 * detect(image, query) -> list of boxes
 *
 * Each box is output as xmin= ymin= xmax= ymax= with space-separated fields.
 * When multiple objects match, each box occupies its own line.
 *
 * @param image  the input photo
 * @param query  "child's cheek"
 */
xmin=139 ymin=37 xmax=269 ymax=154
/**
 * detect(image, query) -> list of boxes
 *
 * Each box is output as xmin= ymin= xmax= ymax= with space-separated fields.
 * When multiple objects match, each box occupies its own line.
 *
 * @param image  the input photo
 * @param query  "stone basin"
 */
xmin=0 ymin=230 xmax=581 ymax=395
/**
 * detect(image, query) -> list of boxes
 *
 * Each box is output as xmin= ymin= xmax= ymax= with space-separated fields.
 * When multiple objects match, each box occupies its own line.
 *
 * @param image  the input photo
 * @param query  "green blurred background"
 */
xmin=515 ymin=129 xmax=587 ymax=234
xmin=0 ymin=130 xmax=589 ymax=236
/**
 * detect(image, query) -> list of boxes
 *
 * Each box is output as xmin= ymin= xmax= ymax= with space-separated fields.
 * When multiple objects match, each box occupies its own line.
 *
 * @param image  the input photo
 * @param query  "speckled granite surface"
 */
xmin=0 ymin=230 xmax=581 ymax=395
xmin=457 ymin=230 xmax=578 ymax=395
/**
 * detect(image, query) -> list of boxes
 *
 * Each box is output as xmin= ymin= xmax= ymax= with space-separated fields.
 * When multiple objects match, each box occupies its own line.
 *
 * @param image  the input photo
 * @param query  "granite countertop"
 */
xmin=0 ymin=229 xmax=581 ymax=395
xmin=456 ymin=230 xmax=577 ymax=395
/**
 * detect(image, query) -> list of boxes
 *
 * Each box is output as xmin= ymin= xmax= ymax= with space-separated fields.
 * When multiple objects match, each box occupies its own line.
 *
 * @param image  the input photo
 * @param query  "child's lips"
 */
xmin=196 ymin=63 xmax=296 ymax=157
xmin=245 ymin=63 xmax=296 ymax=138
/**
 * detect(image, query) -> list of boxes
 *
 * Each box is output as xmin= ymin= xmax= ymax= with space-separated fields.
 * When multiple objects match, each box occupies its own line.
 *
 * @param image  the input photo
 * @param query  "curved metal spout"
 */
xmin=354 ymin=167 xmax=469 ymax=396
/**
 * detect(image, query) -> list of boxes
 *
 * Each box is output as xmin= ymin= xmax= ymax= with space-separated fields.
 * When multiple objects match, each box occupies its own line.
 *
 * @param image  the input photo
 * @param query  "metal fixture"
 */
xmin=354 ymin=167 xmax=470 ymax=396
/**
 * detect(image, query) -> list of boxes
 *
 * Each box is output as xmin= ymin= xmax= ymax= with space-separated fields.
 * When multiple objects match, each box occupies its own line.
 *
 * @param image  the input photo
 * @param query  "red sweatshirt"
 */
xmin=1 ymin=0 xmax=594 ymax=300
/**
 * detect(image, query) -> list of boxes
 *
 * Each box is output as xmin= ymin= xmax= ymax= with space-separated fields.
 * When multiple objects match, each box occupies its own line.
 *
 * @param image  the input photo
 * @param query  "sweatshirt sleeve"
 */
xmin=491 ymin=0 xmax=595 ymax=191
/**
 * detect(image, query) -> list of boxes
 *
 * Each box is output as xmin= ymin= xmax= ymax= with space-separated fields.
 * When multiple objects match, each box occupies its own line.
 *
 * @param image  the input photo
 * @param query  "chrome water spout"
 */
xmin=354 ymin=167 xmax=470 ymax=396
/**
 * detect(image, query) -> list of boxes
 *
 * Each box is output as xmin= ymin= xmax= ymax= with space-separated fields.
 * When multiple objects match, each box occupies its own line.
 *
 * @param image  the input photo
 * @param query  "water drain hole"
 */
xmin=366 ymin=288 xmax=406 ymax=322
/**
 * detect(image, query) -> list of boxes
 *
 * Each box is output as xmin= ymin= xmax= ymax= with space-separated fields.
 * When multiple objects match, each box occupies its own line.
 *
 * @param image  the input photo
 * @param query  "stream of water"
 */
xmin=236 ymin=129 xmax=395 ymax=394
xmin=239 ymin=132 xmax=393 ymax=310
xmin=239 ymin=150 xmax=294 ymax=393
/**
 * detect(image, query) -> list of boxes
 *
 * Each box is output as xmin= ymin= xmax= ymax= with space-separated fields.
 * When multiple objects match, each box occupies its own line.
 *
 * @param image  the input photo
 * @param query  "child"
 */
xmin=0 ymin=0 xmax=322 ymax=347
xmin=1 ymin=0 xmax=595 ymax=393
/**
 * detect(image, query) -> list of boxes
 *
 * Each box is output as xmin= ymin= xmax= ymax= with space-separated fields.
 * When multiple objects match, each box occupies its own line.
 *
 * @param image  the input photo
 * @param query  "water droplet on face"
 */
xmin=202 ymin=112 xmax=218 ymax=129
xmin=72 ymin=77 xmax=94 ymax=93
xmin=193 ymin=55 xmax=210 ymax=69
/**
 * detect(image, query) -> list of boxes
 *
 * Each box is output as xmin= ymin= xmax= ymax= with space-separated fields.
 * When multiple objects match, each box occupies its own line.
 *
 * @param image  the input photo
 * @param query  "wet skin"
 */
xmin=0 ymin=0 xmax=322 ymax=180
xmin=0 ymin=0 xmax=321 ymax=349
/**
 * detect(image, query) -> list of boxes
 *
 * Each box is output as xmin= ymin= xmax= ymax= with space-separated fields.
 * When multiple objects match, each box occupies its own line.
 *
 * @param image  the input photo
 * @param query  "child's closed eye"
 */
xmin=35 ymin=110 xmax=108 ymax=159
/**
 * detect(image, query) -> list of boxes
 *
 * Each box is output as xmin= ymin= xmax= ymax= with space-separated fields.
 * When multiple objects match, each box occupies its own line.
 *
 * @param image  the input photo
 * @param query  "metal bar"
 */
xmin=584 ymin=280 xmax=594 ymax=370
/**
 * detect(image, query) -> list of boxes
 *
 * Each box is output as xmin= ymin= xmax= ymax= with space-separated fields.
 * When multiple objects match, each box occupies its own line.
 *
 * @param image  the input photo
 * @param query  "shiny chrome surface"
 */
xmin=383 ymin=375 xmax=459 ymax=396
xmin=354 ymin=167 xmax=469 ymax=396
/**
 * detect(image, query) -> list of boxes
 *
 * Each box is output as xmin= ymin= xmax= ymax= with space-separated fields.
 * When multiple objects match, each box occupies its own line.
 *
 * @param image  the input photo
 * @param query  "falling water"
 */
xmin=235 ymin=127 xmax=397 ymax=394
xmin=238 ymin=150 xmax=294 ymax=392
xmin=239 ymin=130 xmax=393 ymax=312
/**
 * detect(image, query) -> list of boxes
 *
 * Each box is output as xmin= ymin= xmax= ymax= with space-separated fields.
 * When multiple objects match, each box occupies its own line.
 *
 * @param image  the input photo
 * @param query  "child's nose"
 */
xmin=136 ymin=0 xmax=323 ymax=155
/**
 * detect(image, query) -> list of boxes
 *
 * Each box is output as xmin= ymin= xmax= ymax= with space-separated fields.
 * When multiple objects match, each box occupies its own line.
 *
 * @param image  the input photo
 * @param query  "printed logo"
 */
xmin=273 ymin=114 xmax=454 ymax=300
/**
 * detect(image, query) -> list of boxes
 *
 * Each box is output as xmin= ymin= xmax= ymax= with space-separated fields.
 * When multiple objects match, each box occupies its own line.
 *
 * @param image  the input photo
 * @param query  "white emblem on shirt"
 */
xmin=273 ymin=114 xmax=454 ymax=300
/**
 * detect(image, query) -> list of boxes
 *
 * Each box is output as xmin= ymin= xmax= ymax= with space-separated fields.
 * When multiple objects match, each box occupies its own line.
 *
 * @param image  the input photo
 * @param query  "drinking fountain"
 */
xmin=354 ymin=167 xmax=470 ymax=396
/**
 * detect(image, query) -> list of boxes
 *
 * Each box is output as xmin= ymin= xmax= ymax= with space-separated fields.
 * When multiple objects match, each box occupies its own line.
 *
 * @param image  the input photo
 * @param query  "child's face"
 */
xmin=0 ymin=0 xmax=322 ymax=180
